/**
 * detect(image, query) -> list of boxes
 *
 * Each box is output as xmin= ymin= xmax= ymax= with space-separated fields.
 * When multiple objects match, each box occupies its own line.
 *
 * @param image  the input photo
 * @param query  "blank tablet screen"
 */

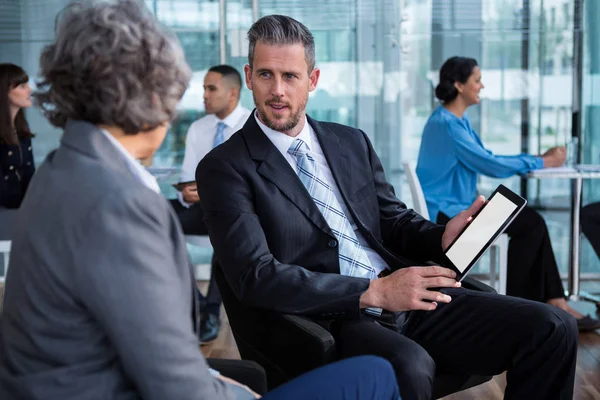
xmin=445 ymin=193 xmax=517 ymax=273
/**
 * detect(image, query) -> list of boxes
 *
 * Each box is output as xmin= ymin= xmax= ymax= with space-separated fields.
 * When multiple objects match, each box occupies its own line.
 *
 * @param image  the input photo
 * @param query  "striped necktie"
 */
xmin=288 ymin=138 xmax=381 ymax=316
xmin=212 ymin=122 xmax=226 ymax=148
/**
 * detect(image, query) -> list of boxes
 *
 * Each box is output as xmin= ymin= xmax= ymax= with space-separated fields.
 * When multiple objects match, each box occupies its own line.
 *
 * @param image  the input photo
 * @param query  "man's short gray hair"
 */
xmin=247 ymin=15 xmax=315 ymax=72
xmin=35 ymin=0 xmax=191 ymax=134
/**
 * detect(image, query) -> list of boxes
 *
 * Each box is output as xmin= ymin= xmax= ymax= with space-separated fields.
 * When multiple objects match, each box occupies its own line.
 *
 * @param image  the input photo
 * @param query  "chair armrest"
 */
xmin=253 ymin=313 xmax=336 ymax=382
xmin=279 ymin=314 xmax=336 ymax=356
xmin=272 ymin=313 xmax=337 ymax=363
xmin=206 ymin=358 xmax=268 ymax=395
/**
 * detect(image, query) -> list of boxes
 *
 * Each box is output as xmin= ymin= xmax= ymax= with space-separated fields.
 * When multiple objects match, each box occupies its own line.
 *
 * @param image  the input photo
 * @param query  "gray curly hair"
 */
xmin=35 ymin=0 xmax=191 ymax=134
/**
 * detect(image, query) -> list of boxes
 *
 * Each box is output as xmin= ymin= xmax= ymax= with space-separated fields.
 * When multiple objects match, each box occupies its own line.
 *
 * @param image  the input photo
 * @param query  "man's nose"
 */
xmin=271 ymin=77 xmax=284 ymax=98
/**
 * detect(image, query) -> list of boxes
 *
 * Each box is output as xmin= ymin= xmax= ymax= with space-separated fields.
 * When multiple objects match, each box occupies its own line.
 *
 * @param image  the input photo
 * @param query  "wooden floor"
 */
xmin=2 ymin=283 xmax=599 ymax=398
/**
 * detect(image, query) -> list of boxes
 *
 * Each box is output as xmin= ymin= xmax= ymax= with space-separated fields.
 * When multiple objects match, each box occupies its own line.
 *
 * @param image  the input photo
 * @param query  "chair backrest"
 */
xmin=213 ymin=262 xmax=290 ymax=388
xmin=402 ymin=162 xmax=430 ymax=220
xmin=0 ymin=210 xmax=17 ymax=285
xmin=213 ymin=262 xmax=336 ymax=390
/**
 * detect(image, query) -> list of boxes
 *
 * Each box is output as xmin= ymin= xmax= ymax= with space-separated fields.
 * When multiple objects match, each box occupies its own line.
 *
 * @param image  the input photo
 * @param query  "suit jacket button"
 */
xmin=7 ymin=151 xmax=12 ymax=156
xmin=9 ymin=165 xmax=14 ymax=170
xmin=328 ymin=240 xmax=337 ymax=248
xmin=28 ymin=146 xmax=31 ymax=151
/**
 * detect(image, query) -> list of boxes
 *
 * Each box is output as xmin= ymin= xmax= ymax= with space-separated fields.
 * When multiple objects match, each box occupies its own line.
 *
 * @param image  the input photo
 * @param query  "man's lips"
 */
xmin=268 ymin=103 xmax=288 ymax=111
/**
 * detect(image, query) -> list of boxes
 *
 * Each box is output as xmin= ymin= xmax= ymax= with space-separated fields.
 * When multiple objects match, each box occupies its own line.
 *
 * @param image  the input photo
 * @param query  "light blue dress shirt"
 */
xmin=416 ymin=106 xmax=544 ymax=221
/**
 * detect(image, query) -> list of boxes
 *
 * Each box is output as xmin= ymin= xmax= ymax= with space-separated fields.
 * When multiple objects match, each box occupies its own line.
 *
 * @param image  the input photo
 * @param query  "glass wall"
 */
xmin=2 ymin=0 xmax=599 ymax=277
xmin=582 ymin=0 xmax=600 ymax=274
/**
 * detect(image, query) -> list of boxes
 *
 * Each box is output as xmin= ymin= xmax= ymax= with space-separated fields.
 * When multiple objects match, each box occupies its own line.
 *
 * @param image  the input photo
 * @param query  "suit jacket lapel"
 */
xmin=308 ymin=116 xmax=355 ymax=217
xmin=242 ymin=114 xmax=335 ymax=238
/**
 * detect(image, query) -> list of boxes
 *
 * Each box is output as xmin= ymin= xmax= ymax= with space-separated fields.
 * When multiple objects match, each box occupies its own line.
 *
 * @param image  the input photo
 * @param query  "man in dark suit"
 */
xmin=0 ymin=2 xmax=402 ymax=400
xmin=197 ymin=14 xmax=578 ymax=400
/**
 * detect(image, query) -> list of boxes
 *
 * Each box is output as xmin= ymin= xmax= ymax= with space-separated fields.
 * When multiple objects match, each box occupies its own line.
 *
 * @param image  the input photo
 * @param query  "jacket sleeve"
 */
xmin=196 ymin=154 xmax=370 ymax=320
xmin=74 ymin=192 xmax=234 ymax=400
xmin=21 ymin=138 xmax=36 ymax=196
xmin=446 ymin=119 xmax=543 ymax=178
xmin=0 ymin=161 xmax=5 ymax=208
xmin=362 ymin=130 xmax=447 ymax=265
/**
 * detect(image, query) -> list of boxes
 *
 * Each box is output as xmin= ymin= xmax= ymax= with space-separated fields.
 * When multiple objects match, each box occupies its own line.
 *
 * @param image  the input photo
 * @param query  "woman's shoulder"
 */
xmin=425 ymin=107 xmax=459 ymax=132
xmin=19 ymin=136 xmax=32 ymax=147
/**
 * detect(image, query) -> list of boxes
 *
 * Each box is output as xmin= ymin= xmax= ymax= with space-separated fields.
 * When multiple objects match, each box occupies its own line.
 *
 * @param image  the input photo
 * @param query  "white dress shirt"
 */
xmin=255 ymin=113 xmax=389 ymax=276
xmin=180 ymin=104 xmax=251 ymax=183
xmin=178 ymin=104 xmax=251 ymax=207
xmin=99 ymin=129 xmax=161 ymax=194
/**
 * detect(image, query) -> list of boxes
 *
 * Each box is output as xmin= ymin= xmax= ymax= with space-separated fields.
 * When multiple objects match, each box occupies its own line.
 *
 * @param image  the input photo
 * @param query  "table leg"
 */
xmin=568 ymin=176 xmax=600 ymax=306
xmin=568 ymin=177 xmax=583 ymax=300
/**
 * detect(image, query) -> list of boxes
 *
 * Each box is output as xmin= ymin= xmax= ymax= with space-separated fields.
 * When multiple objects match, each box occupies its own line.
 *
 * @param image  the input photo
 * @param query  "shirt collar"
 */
xmin=254 ymin=111 xmax=312 ymax=156
xmin=99 ymin=128 xmax=161 ymax=194
xmin=216 ymin=103 xmax=247 ymax=129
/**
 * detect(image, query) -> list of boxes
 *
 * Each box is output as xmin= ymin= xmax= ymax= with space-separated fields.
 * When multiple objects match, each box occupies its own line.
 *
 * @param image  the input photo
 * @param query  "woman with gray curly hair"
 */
xmin=0 ymin=2 xmax=403 ymax=400
xmin=0 ymin=1 xmax=251 ymax=399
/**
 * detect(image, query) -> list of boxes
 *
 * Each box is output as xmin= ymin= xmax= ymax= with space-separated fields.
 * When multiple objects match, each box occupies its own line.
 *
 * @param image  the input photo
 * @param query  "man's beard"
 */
xmin=254 ymin=94 xmax=307 ymax=133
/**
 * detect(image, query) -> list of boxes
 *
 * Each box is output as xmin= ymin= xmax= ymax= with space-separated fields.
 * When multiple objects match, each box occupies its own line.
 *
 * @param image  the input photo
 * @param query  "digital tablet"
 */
xmin=443 ymin=184 xmax=527 ymax=280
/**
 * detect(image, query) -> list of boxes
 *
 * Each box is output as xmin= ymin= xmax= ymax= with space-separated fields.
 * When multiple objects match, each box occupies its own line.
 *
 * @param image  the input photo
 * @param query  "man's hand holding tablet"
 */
xmin=442 ymin=195 xmax=486 ymax=252
xmin=360 ymin=185 xmax=525 ymax=312
xmin=442 ymin=185 xmax=527 ymax=280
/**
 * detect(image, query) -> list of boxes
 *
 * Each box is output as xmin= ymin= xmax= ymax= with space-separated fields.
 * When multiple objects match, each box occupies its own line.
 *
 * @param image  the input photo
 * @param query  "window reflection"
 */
xmin=3 ymin=0 xmax=597 ymax=277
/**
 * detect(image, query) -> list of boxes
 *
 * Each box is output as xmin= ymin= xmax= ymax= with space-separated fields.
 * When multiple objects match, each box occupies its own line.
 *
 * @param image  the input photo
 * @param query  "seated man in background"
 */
xmin=0 ymin=2 xmax=401 ymax=400
xmin=171 ymin=64 xmax=251 ymax=343
xmin=197 ymin=14 xmax=578 ymax=400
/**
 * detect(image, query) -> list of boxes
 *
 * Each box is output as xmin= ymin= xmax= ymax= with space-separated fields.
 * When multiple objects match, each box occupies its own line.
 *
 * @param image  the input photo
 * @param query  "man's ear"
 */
xmin=244 ymin=64 xmax=253 ymax=90
xmin=230 ymin=87 xmax=241 ymax=102
xmin=308 ymin=67 xmax=320 ymax=92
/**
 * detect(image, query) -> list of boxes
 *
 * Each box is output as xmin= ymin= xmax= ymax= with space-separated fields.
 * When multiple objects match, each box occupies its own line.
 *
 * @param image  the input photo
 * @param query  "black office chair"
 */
xmin=206 ymin=358 xmax=268 ymax=395
xmin=214 ymin=263 xmax=494 ymax=398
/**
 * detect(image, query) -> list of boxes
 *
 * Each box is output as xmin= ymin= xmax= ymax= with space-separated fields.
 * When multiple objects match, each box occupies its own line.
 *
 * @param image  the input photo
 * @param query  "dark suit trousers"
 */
xmin=438 ymin=206 xmax=565 ymax=302
xmin=331 ymin=288 xmax=577 ymax=400
xmin=581 ymin=202 xmax=600 ymax=258
xmin=170 ymin=199 xmax=221 ymax=316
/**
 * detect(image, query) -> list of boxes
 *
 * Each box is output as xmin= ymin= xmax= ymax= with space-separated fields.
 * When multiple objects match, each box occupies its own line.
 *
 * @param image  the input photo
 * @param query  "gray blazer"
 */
xmin=0 ymin=121 xmax=233 ymax=400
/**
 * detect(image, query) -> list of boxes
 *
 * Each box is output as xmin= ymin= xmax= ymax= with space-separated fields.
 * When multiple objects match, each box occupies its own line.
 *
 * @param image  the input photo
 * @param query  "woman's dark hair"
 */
xmin=435 ymin=56 xmax=478 ymax=104
xmin=0 ymin=63 xmax=33 ymax=145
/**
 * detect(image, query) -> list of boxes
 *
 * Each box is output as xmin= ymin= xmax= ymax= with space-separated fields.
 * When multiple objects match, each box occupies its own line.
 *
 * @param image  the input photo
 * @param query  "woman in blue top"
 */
xmin=417 ymin=56 xmax=599 ymax=330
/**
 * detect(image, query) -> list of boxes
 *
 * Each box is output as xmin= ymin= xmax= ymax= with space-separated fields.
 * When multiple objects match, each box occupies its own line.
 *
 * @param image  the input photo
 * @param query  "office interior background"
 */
xmin=2 ymin=0 xmax=600 ymax=284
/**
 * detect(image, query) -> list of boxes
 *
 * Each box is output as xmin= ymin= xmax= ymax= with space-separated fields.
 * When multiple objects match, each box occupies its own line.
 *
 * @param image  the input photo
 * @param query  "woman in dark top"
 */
xmin=0 ymin=63 xmax=35 ymax=209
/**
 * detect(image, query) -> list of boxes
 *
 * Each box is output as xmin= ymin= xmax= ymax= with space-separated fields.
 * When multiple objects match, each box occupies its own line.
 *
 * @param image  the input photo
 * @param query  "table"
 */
xmin=527 ymin=166 xmax=600 ymax=305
